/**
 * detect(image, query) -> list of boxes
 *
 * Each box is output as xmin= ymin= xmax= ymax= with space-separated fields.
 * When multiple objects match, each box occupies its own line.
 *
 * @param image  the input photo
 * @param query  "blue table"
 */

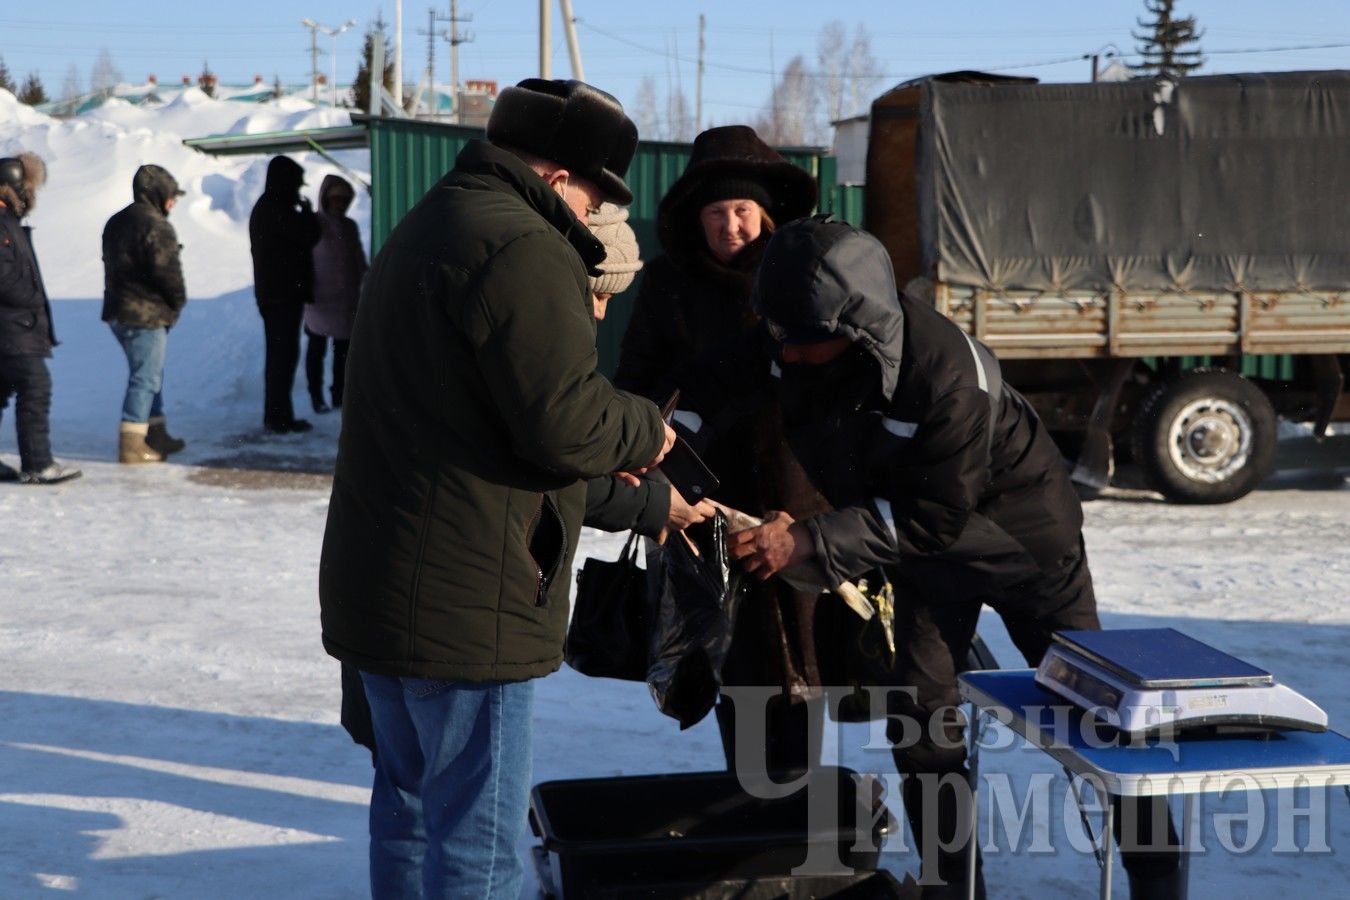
xmin=958 ymin=669 xmax=1350 ymax=900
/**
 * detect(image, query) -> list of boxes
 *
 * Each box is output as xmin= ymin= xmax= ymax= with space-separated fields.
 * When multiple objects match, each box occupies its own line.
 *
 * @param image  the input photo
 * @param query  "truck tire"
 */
xmin=1131 ymin=368 xmax=1277 ymax=504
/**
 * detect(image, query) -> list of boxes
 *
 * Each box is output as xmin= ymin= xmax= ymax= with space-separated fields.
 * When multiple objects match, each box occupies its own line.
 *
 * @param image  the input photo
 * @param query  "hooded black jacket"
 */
xmin=0 ymin=203 xmax=55 ymax=357
xmin=101 ymin=165 xmax=187 ymax=329
xmin=754 ymin=218 xmax=1083 ymax=597
xmin=319 ymin=140 xmax=666 ymax=682
xmin=248 ymin=157 xmax=320 ymax=307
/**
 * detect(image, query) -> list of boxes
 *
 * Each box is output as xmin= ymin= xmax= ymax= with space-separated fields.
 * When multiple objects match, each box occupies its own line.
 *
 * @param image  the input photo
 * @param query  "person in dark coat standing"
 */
xmin=736 ymin=216 xmax=1184 ymax=900
xmin=303 ymin=174 xmax=365 ymax=414
xmin=101 ymin=163 xmax=189 ymax=464
xmin=0 ymin=153 xmax=80 ymax=485
xmin=613 ymin=125 xmax=823 ymax=773
xmin=319 ymin=78 xmax=673 ymax=899
xmin=248 ymin=155 xmax=320 ymax=433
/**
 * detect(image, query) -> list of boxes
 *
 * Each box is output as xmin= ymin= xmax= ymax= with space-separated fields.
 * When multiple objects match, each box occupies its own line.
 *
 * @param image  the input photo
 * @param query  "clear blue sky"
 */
xmin=5 ymin=0 xmax=1349 ymax=126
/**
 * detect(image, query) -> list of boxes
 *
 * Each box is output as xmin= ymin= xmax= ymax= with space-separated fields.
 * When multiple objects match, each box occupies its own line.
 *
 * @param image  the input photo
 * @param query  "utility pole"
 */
xmin=539 ymin=0 xmax=551 ymax=79
xmin=559 ymin=0 xmax=584 ymax=80
xmin=442 ymin=0 xmax=475 ymax=123
xmin=418 ymin=9 xmax=445 ymax=118
xmin=696 ymin=13 xmax=705 ymax=133
xmin=304 ymin=18 xmax=356 ymax=107
xmin=301 ymin=19 xmax=322 ymax=102
xmin=393 ymin=0 xmax=403 ymax=105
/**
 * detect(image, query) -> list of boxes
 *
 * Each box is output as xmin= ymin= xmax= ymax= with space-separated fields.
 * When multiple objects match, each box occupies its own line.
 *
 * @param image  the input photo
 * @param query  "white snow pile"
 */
xmin=0 ymin=89 xmax=1346 ymax=899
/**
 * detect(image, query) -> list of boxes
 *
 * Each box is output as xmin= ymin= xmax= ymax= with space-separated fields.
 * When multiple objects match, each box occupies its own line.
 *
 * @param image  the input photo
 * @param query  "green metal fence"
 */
xmin=366 ymin=118 xmax=861 ymax=375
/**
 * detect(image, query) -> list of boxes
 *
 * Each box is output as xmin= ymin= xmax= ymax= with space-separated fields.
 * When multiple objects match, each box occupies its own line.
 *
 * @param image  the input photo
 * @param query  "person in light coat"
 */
xmin=303 ymin=174 xmax=366 ymax=413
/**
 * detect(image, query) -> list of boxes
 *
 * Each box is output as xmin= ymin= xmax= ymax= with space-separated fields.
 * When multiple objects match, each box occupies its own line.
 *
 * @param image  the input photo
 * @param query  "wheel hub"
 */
xmin=1168 ymin=398 xmax=1252 ymax=484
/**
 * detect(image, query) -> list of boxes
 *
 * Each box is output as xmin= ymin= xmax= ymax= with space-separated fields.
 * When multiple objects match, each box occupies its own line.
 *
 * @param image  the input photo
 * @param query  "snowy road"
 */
xmin=0 ymin=456 xmax=1346 ymax=899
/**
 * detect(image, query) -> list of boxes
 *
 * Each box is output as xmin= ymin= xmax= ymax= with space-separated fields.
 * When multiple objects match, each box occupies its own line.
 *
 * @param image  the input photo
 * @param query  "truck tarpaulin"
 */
xmin=917 ymin=71 xmax=1350 ymax=293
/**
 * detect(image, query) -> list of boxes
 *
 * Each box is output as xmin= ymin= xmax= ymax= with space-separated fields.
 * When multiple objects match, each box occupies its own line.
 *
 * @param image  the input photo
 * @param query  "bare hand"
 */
xmin=728 ymin=510 xmax=813 ymax=580
xmin=613 ymin=471 xmax=641 ymax=488
xmin=666 ymin=485 xmax=716 ymax=531
xmin=639 ymin=423 xmax=677 ymax=472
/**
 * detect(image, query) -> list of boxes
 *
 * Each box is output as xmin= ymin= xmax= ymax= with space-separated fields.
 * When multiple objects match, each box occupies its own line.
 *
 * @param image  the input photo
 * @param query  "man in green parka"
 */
xmin=318 ymin=78 xmax=673 ymax=899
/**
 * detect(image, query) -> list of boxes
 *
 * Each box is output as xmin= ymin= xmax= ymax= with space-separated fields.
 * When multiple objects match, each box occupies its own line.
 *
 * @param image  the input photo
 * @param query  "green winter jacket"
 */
xmin=319 ymin=140 xmax=665 ymax=682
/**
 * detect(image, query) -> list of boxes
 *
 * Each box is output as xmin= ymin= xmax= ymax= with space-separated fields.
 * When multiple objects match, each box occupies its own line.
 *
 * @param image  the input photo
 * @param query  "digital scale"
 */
xmin=1035 ymin=628 xmax=1328 ymax=738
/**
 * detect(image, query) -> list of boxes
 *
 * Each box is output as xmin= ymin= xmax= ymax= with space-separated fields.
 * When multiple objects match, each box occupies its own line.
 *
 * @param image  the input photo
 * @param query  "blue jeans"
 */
xmin=360 ymin=673 xmax=534 ymax=900
xmin=109 ymin=323 xmax=167 ymax=423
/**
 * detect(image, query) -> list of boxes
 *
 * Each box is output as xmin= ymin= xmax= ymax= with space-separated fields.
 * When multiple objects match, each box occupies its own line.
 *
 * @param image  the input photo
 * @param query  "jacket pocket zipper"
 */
xmin=528 ymin=494 xmax=567 ymax=607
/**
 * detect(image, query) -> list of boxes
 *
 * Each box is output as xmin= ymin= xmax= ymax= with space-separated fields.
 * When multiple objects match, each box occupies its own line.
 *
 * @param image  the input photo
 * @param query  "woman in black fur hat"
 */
xmin=614 ymin=125 xmax=826 ymax=773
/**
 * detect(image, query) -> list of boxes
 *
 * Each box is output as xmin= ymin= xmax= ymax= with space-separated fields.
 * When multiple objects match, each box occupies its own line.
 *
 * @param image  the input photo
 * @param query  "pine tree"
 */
xmin=0 ymin=57 xmax=16 ymax=95
xmin=1131 ymin=0 xmax=1205 ymax=78
xmin=18 ymin=72 xmax=48 ymax=106
xmin=353 ymin=15 xmax=395 ymax=113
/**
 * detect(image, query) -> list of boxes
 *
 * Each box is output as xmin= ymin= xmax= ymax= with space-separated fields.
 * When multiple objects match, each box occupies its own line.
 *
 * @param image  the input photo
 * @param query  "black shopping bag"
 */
xmin=565 ymin=532 xmax=650 ymax=681
xmin=647 ymin=512 xmax=746 ymax=729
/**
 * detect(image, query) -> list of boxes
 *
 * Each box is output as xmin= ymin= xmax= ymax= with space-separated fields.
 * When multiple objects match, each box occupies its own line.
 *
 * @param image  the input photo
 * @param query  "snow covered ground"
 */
xmin=1 ymin=89 xmax=1348 ymax=898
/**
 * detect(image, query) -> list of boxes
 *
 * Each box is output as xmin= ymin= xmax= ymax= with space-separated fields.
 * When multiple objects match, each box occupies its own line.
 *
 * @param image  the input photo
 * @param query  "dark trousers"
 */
xmin=0 ymin=353 xmax=54 ymax=472
xmin=304 ymin=328 xmax=350 ymax=406
xmin=714 ymin=690 xmax=823 ymax=776
xmin=888 ymin=539 xmax=1184 ymax=895
xmin=259 ymin=303 xmax=303 ymax=428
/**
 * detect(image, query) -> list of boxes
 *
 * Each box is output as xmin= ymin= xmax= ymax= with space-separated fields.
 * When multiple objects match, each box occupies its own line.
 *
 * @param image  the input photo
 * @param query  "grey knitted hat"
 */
xmin=587 ymin=203 xmax=643 ymax=295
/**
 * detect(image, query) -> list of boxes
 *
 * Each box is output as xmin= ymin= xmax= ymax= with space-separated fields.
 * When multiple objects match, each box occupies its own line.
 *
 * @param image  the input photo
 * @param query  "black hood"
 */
xmin=132 ymin=164 xmax=184 ymax=213
xmin=752 ymin=215 xmax=906 ymax=400
xmin=263 ymin=155 xmax=305 ymax=196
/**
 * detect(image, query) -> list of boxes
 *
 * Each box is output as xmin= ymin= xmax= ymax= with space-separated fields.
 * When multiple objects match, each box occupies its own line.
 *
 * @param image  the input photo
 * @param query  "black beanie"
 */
xmin=691 ymin=176 xmax=773 ymax=213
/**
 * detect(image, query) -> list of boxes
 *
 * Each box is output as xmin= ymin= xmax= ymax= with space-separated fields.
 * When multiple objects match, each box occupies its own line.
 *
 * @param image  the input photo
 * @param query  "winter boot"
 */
xmin=21 ymin=463 xmax=82 ymax=485
xmin=146 ymin=416 xmax=186 ymax=456
xmin=0 ymin=458 xmax=18 ymax=482
xmin=120 ymin=421 xmax=165 ymax=464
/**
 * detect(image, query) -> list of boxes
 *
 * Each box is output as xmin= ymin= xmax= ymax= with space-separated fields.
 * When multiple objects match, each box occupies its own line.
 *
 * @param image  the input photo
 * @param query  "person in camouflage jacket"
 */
xmin=101 ymin=164 xmax=188 ymax=463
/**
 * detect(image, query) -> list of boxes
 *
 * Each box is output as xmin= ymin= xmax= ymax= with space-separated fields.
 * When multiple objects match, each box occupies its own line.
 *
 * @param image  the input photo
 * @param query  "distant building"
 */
xmin=831 ymin=113 xmax=869 ymax=185
xmin=455 ymin=79 xmax=497 ymax=127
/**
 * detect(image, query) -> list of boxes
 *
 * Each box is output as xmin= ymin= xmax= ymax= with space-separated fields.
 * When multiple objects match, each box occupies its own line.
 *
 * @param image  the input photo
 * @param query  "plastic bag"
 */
xmin=646 ymin=511 xmax=746 ymax=728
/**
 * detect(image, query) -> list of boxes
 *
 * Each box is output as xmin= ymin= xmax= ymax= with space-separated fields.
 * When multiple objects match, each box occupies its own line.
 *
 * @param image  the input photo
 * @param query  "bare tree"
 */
xmin=844 ymin=26 xmax=882 ymax=123
xmin=61 ymin=63 xmax=83 ymax=101
xmin=756 ymin=55 xmax=815 ymax=145
xmin=815 ymin=21 xmax=848 ymax=127
xmin=756 ymin=22 xmax=884 ymax=147
xmin=89 ymin=48 xmax=122 ymax=94
xmin=633 ymin=75 xmax=662 ymax=141
xmin=667 ymin=86 xmax=695 ymax=142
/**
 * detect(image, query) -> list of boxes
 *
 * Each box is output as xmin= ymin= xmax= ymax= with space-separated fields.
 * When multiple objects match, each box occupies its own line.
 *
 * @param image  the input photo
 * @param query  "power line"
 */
xmin=1204 ymin=40 xmax=1350 ymax=55
xmin=577 ymin=20 xmax=1349 ymax=82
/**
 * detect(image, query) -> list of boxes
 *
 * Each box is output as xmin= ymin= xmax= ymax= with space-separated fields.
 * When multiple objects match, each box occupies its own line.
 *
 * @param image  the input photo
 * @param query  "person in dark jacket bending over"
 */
xmin=102 ymin=164 xmax=189 ymax=463
xmin=0 ymin=153 xmax=80 ymax=485
xmin=733 ymin=217 xmax=1184 ymax=900
xmin=248 ymin=155 xmax=320 ymax=434
xmin=318 ymin=79 xmax=673 ymax=899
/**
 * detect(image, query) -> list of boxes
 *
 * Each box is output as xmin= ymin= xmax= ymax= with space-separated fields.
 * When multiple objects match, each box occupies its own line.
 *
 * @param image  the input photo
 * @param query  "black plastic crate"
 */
xmin=587 ymin=870 xmax=918 ymax=899
xmin=529 ymin=767 xmax=890 ymax=900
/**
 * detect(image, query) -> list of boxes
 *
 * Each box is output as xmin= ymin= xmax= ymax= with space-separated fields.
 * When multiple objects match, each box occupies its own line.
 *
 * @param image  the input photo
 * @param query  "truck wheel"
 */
xmin=1131 ymin=368 xmax=1277 ymax=504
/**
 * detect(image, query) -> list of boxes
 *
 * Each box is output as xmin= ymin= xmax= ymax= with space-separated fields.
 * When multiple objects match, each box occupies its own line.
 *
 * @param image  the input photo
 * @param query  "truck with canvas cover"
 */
xmin=865 ymin=70 xmax=1350 ymax=502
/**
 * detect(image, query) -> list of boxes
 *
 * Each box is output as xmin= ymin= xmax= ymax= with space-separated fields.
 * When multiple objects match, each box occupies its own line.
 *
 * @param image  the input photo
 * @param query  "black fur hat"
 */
xmin=487 ymin=78 xmax=638 ymax=206
xmin=658 ymin=125 xmax=818 ymax=252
